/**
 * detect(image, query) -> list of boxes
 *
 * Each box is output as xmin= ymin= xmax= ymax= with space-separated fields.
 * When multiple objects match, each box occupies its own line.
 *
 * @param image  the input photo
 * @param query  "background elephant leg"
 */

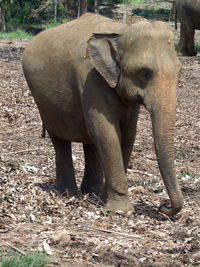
xmin=187 ymin=28 xmax=197 ymax=56
xmin=178 ymin=23 xmax=196 ymax=56
xmin=81 ymin=144 xmax=104 ymax=195
xmin=48 ymin=131 xmax=77 ymax=195
xmin=177 ymin=23 xmax=189 ymax=56
xmin=121 ymin=105 xmax=140 ymax=172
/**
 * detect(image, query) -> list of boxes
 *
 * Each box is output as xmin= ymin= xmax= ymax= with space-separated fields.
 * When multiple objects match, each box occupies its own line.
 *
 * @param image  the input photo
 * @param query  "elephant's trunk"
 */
xmin=151 ymin=108 xmax=183 ymax=216
xmin=146 ymin=73 xmax=183 ymax=216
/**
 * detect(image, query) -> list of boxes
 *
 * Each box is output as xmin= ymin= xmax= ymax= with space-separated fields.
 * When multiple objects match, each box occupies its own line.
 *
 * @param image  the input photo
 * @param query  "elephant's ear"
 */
xmin=87 ymin=32 xmax=121 ymax=88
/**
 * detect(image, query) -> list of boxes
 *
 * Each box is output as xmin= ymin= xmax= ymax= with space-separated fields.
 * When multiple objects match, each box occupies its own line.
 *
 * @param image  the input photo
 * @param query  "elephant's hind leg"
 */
xmin=81 ymin=144 xmax=104 ymax=195
xmin=48 ymin=131 xmax=77 ymax=196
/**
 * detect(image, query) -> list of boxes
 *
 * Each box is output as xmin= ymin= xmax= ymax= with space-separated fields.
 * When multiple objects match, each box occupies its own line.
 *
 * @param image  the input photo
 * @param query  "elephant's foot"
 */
xmin=105 ymin=196 xmax=134 ymax=215
xmin=177 ymin=49 xmax=197 ymax=57
xmin=159 ymin=199 xmax=183 ymax=217
xmin=54 ymin=182 xmax=77 ymax=197
xmin=188 ymin=50 xmax=197 ymax=57
xmin=81 ymin=181 xmax=103 ymax=196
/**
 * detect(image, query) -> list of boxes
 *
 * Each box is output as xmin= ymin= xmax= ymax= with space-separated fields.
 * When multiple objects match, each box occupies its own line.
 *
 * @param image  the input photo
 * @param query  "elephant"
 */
xmin=22 ymin=13 xmax=183 ymax=216
xmin=175 ymin=0 xmax=200 ymax=56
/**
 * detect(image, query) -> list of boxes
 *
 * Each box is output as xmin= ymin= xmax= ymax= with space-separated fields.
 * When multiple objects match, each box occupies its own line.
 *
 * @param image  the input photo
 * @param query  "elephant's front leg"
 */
xmin=86 ymin=116 xmax=133 ymax=214
xmin=120 ymin=105 xmax=140 ymax=172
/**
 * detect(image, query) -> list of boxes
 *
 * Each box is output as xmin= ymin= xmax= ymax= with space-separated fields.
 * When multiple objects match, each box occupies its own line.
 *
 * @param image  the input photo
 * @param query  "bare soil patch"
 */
xmin=0 ymin=13 xmax=200 ymax=267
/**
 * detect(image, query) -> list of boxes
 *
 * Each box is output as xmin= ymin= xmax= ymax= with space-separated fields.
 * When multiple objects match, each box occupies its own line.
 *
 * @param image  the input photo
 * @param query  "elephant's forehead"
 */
xmin=120 ymin=25 xmax=175 ymax=63
xmin=120 ymin=32 xmax=177 ymax=74
xmin=122 ymin=21 xmax=174 ymax=44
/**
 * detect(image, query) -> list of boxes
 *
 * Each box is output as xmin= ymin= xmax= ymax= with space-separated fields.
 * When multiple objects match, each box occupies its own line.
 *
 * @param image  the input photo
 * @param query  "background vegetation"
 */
xmin=0 ymin=250 xmax=50 ymax=267
xmin=0 ymin=0 xmax=131 ymax=31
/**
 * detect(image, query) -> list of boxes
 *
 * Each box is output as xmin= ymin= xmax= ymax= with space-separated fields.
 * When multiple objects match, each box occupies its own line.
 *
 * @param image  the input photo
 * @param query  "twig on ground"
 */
xmin=127 ymin=169 xmax=156 ymax=177
xmin=84 ymin=226 xmax=141 ymax=239
xmin=146 ymin=156 xmax=157 ymax=161
xmin=5 ymin=242 xmax=26 ymax=255
xmin=2 ymin=148 xmax=44 ymax=155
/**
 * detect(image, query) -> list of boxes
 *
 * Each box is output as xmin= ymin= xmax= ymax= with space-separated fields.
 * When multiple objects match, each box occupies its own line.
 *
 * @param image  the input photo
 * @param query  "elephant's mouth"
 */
xmin=116 ymin=85 xmax=144 ymax=106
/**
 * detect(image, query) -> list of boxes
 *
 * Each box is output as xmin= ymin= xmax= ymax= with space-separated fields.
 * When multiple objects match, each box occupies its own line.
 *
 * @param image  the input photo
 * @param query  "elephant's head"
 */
xmin=87 ymin=20 xmax=183 ymax=216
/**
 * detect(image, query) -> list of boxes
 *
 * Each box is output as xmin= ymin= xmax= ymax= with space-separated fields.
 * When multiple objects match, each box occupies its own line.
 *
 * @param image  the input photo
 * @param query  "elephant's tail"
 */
xmin=42 ymin=123 xmax=46 ymax=138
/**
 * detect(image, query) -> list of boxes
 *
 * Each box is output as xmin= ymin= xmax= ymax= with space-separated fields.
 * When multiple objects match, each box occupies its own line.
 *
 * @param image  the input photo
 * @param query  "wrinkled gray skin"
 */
xmin=22 ymin=13 xmax=183 ymax=216
xmin=175 ymin=0 xmax=200 ymax=56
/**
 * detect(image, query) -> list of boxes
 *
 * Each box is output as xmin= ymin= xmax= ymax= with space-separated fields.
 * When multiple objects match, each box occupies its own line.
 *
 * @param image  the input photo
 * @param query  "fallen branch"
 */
xmin=127 ymin=169 xmax=156 ymax=177
xmin=2 ymin=148 xmax=44 ymax=155
xmin=5 ymin=242 xmax=26 ymax=255
xmin=84 ymin=226 xmax=141 ymax=239
xmin=146 ymin=156 xmax=157 ymax=161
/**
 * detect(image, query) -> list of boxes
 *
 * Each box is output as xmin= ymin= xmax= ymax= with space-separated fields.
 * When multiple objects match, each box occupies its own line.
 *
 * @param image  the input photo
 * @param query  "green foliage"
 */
xmin=0 ymin=0 xmax=14 ymax=3
xmin=5 ymin=0 xmax=42 ymax=26
xmin=6 ymin=3 xmax=30 ymax=26
xmin=196 ymin=42 xmax=200 ymax=54
xmin=46 ymin=20 xmax=60 ymax=28
xmin=130 ymin=0 xmax=144 ymax=4
xmin=47 ymin=16 xmax=69 ymax=27
xmin=178 ymin=170 xmax=197 ymax=180
xmin=117 ymin=0 xmax=145 ymax=5
xmin=28 ymin=1 xmax=65 ymax=24
xmin=0 ymin=29 xmax=32 ymax=39
xmin=133 ymin=7 xmax=170 ymax=20
xmin=2 ymin=0 xmax=126 ymax=28
xmin=88 ymin=0 xmax=124 ymax=6
xmin=0 ymin=251 xmax=50 ymax=267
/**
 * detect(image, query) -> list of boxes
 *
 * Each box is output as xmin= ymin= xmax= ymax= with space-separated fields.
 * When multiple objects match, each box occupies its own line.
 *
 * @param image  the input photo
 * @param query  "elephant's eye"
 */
xmin=133 ymin=67 xmax=153 ymax=89
xmin=137 ymin=68 xmax=153 ymax=82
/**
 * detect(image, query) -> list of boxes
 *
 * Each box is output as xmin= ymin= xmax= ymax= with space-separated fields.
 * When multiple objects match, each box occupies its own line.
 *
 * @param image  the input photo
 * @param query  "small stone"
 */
xmin=51 ymin=229 xmax=71 ymax=244
xmin=193 ymin=250 xmax=200 ymax=262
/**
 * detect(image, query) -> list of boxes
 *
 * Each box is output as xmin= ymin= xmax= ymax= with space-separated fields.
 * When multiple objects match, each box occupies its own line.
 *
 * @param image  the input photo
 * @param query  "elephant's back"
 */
xmin=22 ymin=13 xmax=126 ymax=80
xmin=23 ymin=13 xmax=126 ymax=60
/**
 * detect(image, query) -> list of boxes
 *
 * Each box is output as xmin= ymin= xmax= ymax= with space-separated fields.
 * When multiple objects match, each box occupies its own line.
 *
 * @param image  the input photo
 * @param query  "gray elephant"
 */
xmin=22 ymin=13 xmax=183 ymax=216
xmin=175 ymin=0 xmax=200 ymax=56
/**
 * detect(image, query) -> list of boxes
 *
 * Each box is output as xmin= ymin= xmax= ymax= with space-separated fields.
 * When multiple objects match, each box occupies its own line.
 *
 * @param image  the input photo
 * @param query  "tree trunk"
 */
xmin=0 ymin=2 xmax=6 ymax=32
xmin=60 ymin=0 xmax=77 ymax=17
xmin=53 ymin=0 xmax=58 ymax=21
xmin=78 ymin=0 xmax=87 ymax=17
xmin=94 ymin=0 xmax=99 ymax=14
xmin=123 ymin=0 xmax=131 ymax=4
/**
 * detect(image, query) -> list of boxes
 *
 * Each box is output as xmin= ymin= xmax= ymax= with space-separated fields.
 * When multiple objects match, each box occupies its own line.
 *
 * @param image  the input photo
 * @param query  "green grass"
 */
xmin=178 ymin=170 xmax=196 ymax=181
xmin=46 ymin=21 xmax=62 ymax=28
xmin=0 ymin=251 xmax=50 ymax=267
xmin=120 ymin=0 xmax=144 ymax=5
xmin=0 ymin=29 xmax=33 ymax=40
xmin=46 ymin=18 xmax=70 ymax=28
xmin=130 ymin=0 xmax=144 ymax=4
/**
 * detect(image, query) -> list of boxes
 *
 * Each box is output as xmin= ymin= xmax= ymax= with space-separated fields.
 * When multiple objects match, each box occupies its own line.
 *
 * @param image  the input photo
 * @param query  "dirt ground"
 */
xmin=0 ymin=3 xmax=200 ymax=267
